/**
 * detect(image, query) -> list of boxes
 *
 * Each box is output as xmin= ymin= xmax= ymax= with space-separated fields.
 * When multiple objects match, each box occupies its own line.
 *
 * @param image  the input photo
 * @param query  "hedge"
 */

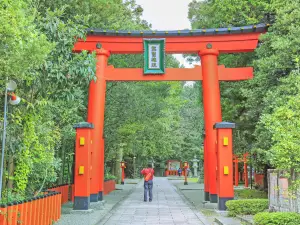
xmin=226 ymin=199 xmax=268 ymax=216
xmin=254 ymin=212 xmax=300 ymax=225
xmin=235 ymin=189 xmax=268 ymax=199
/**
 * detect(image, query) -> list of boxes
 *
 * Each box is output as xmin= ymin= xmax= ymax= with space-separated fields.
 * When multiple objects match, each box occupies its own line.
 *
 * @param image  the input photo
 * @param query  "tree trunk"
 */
xmin=114 ymin=148 xmax=123 ymax=184
xmin=7 ymin=154 xmax=14 ymax=189
xmin=2 ymin=156 xmax=7 ymax=190
xmin=111 ymin=161 xmax=115 ymax=176
xmin=263 ymin=164 xmax=271 ymax=191
xmin=58 ymin=140 xmax=65 ymax=184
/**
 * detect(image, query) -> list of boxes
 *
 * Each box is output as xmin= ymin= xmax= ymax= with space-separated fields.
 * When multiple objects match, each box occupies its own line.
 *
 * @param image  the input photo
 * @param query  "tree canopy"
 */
xmin=188 ymin=0 xmax=300 ymax=186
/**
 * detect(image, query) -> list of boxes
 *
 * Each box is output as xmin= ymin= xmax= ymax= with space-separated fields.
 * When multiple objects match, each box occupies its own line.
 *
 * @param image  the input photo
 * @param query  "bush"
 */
xmin=235 ymin=189 xmax=268 ymax=199
xmin=254 ymin=212 xmax=300 ymax=225
xmin=226 ymin=199 xmax=268 ymax=216
xmin=104 ymin=173 xmax=117 ymax=181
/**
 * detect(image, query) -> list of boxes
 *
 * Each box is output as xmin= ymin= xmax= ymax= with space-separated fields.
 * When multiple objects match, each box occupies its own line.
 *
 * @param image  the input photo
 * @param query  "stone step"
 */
xmin=236 ymin=215 xmax=254 ymax=225
xmin=214 ymin=217 xmax=242 ymax=225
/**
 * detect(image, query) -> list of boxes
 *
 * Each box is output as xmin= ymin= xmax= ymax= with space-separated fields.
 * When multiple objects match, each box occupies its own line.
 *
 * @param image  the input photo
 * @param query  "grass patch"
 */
xmin=187 ymin=178 xmax=199 ymax=183
xmin=235 ymin=189 xmax=267 ymax=199
xmin=200 ymin=209 xmax=216 ymax=216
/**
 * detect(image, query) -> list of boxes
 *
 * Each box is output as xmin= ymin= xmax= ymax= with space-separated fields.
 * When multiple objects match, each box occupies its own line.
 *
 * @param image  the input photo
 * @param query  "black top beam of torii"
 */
xmin=85 ymin=23 xmax=269 ymax=37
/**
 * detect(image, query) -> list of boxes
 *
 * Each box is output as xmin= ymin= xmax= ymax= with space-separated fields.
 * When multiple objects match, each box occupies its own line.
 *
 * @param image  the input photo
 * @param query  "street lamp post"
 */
xmin=0 ymin=80 xmax=21 ymax=201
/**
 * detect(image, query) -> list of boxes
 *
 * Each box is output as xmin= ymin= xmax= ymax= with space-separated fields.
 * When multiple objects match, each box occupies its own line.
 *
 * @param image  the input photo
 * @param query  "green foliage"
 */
xmin=176 ymin=82 xmax=204 ymax=162
xmin=188 ymin=0 xmax=300 ymax=187
xmin=254 ymin=212 xmax=300 ymax=225
xmin=188 ymin=0 xmax=269 ymax=29
xmin=14 ymin=106 xmax=61 ymax=195
xmin=0 ymin=0 xmax=52 ymax=83
xmin=0 ymin=189 xmax=25 ymax=204
xmin=105 ymin=173 xmax=117 ymax=181
xmin=235 ymin=189 xmax=268 ymax=199
xmin=226 ymin=199 xmax=268 ymax=217
xmin=105 ymin=81 xmax=185 ymax=161
xmin=260 ymin=72 xmax=300 ymax=172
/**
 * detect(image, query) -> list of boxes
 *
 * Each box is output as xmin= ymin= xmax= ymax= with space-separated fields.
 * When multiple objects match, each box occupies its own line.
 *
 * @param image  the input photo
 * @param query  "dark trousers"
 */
xmin=144 ymin=180 xmax=153 ymax=201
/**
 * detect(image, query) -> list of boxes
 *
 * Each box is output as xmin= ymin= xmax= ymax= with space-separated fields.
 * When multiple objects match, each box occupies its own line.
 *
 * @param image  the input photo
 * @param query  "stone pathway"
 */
xmin=56 ymin=179 xmax=139 ymax=225
xmin=99 ymin=177 xmax=209 ymax=225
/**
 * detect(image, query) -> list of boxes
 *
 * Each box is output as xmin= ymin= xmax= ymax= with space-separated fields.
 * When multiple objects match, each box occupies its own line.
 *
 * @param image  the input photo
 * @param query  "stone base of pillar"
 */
xmin=90 ymin=193 xmax=98 ymax=202
xmin=218 ymin=197 xmax=234 ymax=211
xmin=90 ymin=201 xmax=105 ymax=210
xmin=70 ymin=209 xmax=94 ymax=214
xmin=210 ymin=194 xmax=218 ymax=203
xmin=204 ymin=191 xmax=210 ymax=201
xmin=73 ymin=196 xmax=90 ymax=210
xmin=98 ymin=191 xmax=103 ymax=201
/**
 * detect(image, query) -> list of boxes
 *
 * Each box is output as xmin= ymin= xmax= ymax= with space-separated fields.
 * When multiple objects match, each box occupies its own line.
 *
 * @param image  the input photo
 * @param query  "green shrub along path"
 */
xmin=254 ymin=212 xmax=300 ymax=225
xmin=226 ymin=199 xmax=269 ymax=217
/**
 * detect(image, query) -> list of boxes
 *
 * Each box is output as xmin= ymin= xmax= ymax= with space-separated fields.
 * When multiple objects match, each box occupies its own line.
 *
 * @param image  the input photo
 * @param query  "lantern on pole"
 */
xmin=183 ymin=161 xmax=188 ymax=185
xmin=120 ymin=161 xmax=126 ymax=185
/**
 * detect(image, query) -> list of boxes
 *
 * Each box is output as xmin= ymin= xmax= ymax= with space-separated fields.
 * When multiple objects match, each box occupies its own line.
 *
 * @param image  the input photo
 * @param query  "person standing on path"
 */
xmin=178 ymin=168 xmax=182 ymax=177
xmin=141 ymin=164 xmax=154 ymax=202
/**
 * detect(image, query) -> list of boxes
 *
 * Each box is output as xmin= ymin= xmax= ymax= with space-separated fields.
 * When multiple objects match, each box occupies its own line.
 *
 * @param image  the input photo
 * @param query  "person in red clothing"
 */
xmin=141 ymin=163 xmax=154 ymax=202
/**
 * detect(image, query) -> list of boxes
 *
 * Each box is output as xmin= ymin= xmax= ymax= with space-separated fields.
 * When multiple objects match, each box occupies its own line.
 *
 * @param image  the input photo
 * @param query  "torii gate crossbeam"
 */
xmin=104 ymin=65 xmax=253 ymax=81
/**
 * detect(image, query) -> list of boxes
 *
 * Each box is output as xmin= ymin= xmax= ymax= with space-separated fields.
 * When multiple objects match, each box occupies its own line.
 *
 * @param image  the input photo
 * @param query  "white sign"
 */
xmin=148 ymin=44 xmax=160 ymax=69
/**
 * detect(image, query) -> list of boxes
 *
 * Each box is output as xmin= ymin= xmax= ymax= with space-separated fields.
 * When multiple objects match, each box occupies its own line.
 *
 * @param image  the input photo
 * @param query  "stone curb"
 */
xmin=236 ymin=215 xmax=254 ymax=225
xmin=172 ymin=182 xmax=210 ymax=225
xmin=70 ymin=209 xmax=94 ymax=215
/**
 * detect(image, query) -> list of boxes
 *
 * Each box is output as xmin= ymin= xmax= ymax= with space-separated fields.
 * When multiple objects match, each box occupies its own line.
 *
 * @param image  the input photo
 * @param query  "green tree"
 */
xmin=188 ymin=0 xmax=300 ymax=189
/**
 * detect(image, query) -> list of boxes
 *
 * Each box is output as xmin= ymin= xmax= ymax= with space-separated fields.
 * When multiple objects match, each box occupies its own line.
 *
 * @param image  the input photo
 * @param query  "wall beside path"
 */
xmin=103 ymin=179 xmax=116 ymax=195
xmin=268 ymin=169 xmax=300 ymax=213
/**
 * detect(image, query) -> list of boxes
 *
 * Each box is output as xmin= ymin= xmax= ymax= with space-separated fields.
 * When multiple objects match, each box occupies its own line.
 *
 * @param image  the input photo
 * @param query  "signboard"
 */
xmin=143 ymin=39 xmax=165 ymax=74
xmin=168 ymin=161 xmax=180 ymax=170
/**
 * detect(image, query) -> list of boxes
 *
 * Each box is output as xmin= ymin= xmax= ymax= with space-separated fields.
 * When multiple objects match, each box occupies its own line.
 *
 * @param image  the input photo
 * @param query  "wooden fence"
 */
xmin=0 ymin=180 xmax=116 ymax=225
xmin=103 ymin=179 xmax=116 ymax=195
xmin=0 ymin=191 xmax=61 ymax=225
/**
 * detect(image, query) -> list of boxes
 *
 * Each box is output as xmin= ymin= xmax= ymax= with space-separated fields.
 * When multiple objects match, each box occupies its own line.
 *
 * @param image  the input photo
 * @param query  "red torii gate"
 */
xmin=72 ymin=24 xmax=268 ymax=211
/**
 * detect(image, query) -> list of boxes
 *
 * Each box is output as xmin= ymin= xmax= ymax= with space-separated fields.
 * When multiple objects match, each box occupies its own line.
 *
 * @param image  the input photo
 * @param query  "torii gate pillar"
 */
xmin=87 ymin=48 xmax=110 ymax=202
xmin=199 ymin=48 xmax=222 ymax=202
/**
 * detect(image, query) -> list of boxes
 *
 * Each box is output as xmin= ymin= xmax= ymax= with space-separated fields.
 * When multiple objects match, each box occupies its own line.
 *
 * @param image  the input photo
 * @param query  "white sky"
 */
xmin=135 ymin=0 xmax=199 ymax=68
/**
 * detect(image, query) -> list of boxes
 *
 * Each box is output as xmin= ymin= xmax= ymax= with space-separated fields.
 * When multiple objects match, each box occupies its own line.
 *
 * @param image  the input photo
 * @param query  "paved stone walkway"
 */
xmin=99 ymin=177 xmax=209 ymax=225
xmin=56 ymin=179 xmax=139 ymax=225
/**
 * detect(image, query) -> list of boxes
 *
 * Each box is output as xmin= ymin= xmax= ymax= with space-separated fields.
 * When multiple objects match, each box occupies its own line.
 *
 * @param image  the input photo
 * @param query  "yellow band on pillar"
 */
xmin=79 ymin=166 xmax=85 ymax=175
xmin=224 ymin=166 xmax=229 ymax=175
xmin=80 ymin=137 xmax=85 ymax=146
xmin=223 ymin=137 xmax=228 ymax=146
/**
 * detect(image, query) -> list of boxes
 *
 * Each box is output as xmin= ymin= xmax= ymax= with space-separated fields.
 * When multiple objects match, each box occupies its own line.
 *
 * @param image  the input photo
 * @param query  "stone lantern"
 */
xmin=192 ymin=155 xmax=200 ymax=177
